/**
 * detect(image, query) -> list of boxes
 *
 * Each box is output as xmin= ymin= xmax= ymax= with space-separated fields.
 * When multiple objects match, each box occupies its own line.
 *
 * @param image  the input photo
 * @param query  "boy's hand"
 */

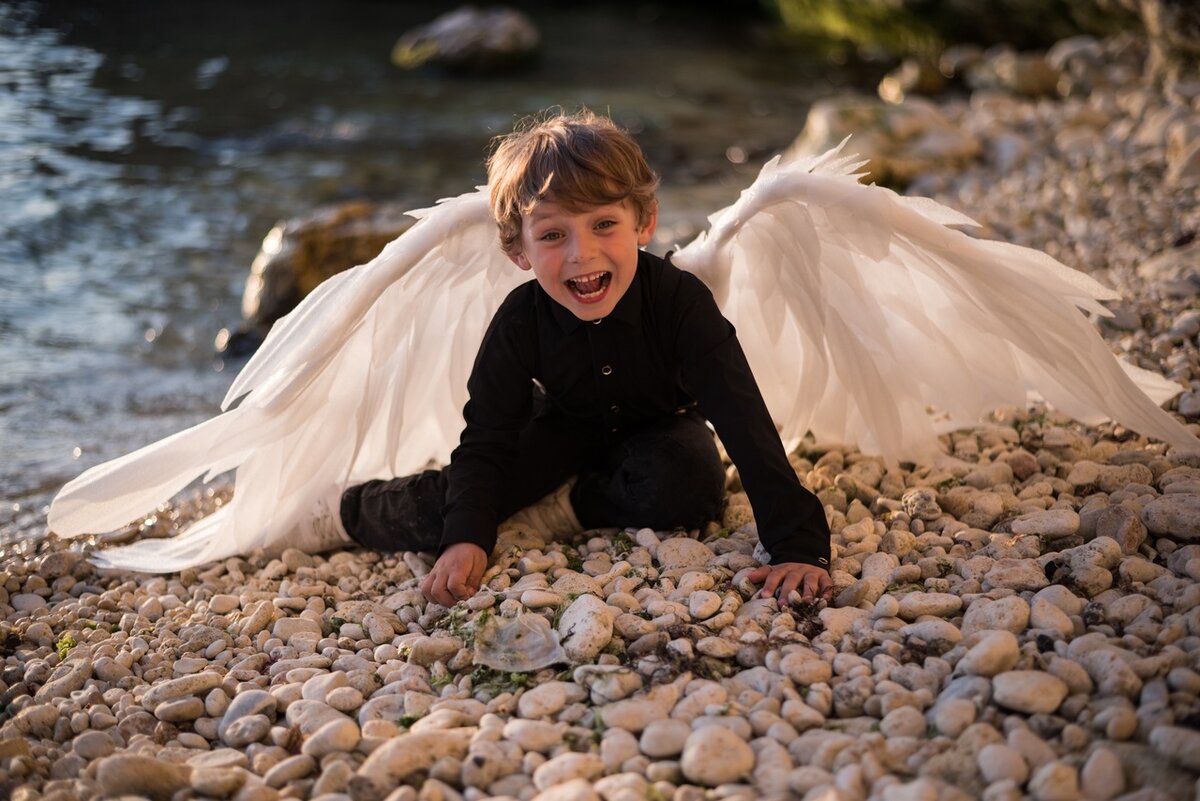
xmin=421 ymin=543 xmax=487 ymax=606
xmin=747 ymin=562 xmax=832 ymax=604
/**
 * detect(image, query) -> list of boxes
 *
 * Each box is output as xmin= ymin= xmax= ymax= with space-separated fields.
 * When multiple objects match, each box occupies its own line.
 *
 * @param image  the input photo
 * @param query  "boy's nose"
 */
xmin=568 ymin=235 xmax=597 ymax=263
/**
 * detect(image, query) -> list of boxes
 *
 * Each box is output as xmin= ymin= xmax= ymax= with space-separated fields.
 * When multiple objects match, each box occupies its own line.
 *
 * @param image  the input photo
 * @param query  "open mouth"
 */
xmin=565 ymin=271 xmax=612 ymax=302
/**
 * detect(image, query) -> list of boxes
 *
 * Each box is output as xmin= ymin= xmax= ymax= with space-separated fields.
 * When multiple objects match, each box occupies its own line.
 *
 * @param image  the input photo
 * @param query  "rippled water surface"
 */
xmin=0 ymin=1 xmax=881 ymax=542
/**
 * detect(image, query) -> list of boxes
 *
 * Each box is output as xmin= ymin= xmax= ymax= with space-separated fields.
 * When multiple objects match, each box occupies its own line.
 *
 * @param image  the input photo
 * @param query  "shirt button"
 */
xmin=611 ymin=427 xmax=619 ymax=433
xmin=610 ymin=404 xmax=620 ymax=414
xmin=601 ymin=365 xmax=613 ymax=376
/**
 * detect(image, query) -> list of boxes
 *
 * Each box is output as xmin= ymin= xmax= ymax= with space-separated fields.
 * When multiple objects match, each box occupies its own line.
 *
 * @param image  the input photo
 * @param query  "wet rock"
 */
xmin=222 ymin=201 xmax=417 ymax=355
xmin=391 ymin=7 xmax=540 ymax=73
xmin=787 ymin=95 xmax=980 ymax=188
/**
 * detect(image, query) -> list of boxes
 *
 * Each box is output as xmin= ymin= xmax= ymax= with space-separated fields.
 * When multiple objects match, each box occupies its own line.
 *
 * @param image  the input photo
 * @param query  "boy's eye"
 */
xmin=596 ymin=220 xmax=616 ymax=229
xmin=539 ymin=231 xmax=563 ymax=241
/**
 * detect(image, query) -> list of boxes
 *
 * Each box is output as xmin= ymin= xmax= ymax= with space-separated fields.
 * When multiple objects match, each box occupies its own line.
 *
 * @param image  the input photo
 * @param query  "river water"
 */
xmin=0 ymin=1 xmax=881 ymax=543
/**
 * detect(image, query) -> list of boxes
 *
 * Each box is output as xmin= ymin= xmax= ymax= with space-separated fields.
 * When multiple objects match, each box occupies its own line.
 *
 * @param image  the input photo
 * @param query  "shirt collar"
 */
xmin=545 ymin=250 xmax=647 ymax=333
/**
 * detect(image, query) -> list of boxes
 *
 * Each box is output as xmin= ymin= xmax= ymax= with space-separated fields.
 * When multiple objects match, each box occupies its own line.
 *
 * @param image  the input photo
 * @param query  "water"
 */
xmin=0 ymin=1 xmax=882 ymax=543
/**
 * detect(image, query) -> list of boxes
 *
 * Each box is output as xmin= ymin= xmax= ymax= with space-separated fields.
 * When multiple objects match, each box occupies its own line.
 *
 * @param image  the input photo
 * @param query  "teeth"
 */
xmin=568 ymin=272 xmax=609 ymax=296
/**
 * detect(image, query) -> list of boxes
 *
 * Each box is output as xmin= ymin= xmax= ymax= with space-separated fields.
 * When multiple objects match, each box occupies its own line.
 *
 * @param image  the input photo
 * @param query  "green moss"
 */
xmin=55 ymin=632 xmax=77 ymax=660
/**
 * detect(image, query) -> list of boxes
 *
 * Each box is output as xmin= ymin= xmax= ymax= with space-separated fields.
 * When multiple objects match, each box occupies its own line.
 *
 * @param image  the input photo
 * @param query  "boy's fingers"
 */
xmin=760 ymin=569 xmax=784 ymax=598
xmin=800 ymin=572 xmax=820 ymax=601
xmin=746 ymin=565 xmax=770 ymax=583
xmin=778 ymin=572 xmax=802 ymax=602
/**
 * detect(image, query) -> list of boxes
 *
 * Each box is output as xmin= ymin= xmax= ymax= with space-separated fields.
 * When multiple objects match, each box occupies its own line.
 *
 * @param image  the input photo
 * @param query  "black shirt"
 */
xmin=441 ymin=249 xmax=831 ymax=567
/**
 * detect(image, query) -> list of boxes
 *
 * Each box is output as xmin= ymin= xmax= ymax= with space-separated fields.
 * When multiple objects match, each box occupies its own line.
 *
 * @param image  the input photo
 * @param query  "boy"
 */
xmin=338 ymin=110 xmax=832 ymax=607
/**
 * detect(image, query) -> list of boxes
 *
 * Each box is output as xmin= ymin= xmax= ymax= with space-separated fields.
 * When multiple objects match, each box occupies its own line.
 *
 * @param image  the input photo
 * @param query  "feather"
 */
xmin=49 ymin=143 xmax=1197 ymax=571
xmin=673 ymin=147 xmax=1195 ymax=461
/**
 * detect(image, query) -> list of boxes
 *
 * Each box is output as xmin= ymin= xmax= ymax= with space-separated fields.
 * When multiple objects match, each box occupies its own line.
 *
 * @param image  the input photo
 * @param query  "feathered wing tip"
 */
xmin=49 ymin=190 xmax=523 ymax=571
xmin=674 ymin=143 xmax=1198 ymax=464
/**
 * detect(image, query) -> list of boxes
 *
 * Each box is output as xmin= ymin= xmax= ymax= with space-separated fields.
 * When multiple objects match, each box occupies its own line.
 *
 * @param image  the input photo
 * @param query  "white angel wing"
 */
xmin=673 ymin=142 xmax=1197 ymax=463
xmin=49 ymin=190 xmax=523 ymax=571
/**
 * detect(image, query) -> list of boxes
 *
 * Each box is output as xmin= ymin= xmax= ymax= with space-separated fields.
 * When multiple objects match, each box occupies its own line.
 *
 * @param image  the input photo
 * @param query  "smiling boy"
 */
xmin=338 ymin=110 xmax=832 ymax=607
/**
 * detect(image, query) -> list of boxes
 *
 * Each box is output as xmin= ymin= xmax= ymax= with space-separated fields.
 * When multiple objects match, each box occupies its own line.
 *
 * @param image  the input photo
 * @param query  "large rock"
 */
xmin=392 ymin=7 xmax=540 ymax=73
xmin=219 ymin=201 xmax=417 ymax=355
xmin=1141 ymin=493 xmax=1200 ymax=541
xmin=786 ymin=95 xmax=980 ymax=188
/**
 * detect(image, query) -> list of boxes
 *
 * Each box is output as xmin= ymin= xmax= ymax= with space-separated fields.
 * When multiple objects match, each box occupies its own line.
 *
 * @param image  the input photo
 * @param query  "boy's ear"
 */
xmin=506 ymin=249 xmax=532 ymax=271
xmin=637 ymin=203 xmax=659 ymax=247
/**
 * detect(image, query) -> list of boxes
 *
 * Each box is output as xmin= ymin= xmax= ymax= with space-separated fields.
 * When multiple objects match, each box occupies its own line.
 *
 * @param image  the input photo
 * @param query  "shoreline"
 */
xmin=4 ymin=30 xmax=1200 ymax=801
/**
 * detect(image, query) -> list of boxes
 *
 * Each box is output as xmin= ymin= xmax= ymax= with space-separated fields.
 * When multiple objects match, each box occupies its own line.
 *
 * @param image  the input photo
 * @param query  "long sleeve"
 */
xmin=672 ymin=271 xmax=831 ymax=567
xmin=441 ymin=293 xmax=535 ymax=555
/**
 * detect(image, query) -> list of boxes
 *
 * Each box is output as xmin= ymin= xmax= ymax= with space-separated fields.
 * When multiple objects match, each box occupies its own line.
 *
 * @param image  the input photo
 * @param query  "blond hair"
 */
xmin=487 ymin=109 xmax=659 ymax=254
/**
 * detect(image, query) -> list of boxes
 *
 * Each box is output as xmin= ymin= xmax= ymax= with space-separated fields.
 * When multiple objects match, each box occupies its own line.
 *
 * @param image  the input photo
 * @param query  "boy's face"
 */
xmin=507 ymin=200 xmax=657 ymax=322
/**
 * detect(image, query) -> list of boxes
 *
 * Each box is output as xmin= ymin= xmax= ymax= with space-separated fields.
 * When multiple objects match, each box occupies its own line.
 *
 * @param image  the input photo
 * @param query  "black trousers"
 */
xmin=340 ymin=411 xmax=726 ymax=553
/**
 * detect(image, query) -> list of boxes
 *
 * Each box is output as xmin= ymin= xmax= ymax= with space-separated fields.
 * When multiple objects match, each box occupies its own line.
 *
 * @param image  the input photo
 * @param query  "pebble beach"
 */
xmin=3 ymin=31 xmax=1200 ymax=801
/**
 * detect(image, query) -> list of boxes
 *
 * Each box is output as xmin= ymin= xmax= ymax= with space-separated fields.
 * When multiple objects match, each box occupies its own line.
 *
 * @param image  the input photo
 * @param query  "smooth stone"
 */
xmin=983 ymin=560 xmax=1049 ymax=592
xmin=221 ymin=714 xmax=271 ymax=748
xmin=302 ymin=671 xmax=348 ymax=702
xmin=1148 ymin=725 xmax=1200 ymax=771
xmin=962 ymin=596 xmax=1031 ymax=636
xmin=1010 ymin=509 xmax=1080 ymax=538
xmin=1032 ymin=585 xmax=1085 ymax=617
xmin=1028 ymin=761 xmax=1080 ymax=801
xmin=141 ymin=671 xmax=223 ymax=709
xmin=640 ymin=718 xmax=691 ymax=758
xmin=992 ymin=671 xmax=1068 ymax=714
xmin=273 ymin=617 xmax=322 ymax=640
xmin=879 ymin=706 xmax=926 ymax=739
xmin=899 ymin=619 xmax=962 ymax=651
xmin=1080 ymin=747 xmax=1124 ymax=801
xmin=73 ymin=730 xmax=115 ymax=761
xmin=680 ymin=725 xmax=755 ymax=787
xmin=778 ymin=652 xmax=832 ymax=685
xmin=503 ymin=719 xmax=563 ymax=753
xmin=1030 ymin=598 xmax=1074 ymax=638
xmin=932 ymin=697 xmax=976 ymax=737
xmin=517 ymin=682 xmax=582 ymax=719
xmin=285 ymin=699 xmax=352 ymax=736
xmin=11 ymin=593 xmax=48 ymax=612
xmin=978 ymin=744 xmax=1030 ymax=785
xmin=191 ymin=766 xmax=247 ymax=797
xmin=408 ymin=635 xmax=463 ymax=667
xmin=688 ymin=591 xmax=722 ymax=620
xmin=217 ymin=689 xmax=276 ymax=742
xmin=557 ymin=594 xmax=614 ymax=662
xmin=357 ymin=729 xmax=474 ymax=785
xmin=96 ymin=754 xmax=191 ymax=801
xmin=263 ymin=754 xmax=316 ymax=788
xmin=301 ymin=717 xmax=360 ymax=757
xmin=958 ymin=630 xmax=1020 ymax=676
xmin=898 ymin=592 xmax=962 ymax=620
xmin=531 ymin=778 xmax=602 ymax=801
xmin=655 ymin=537 xmax=716 ymax=570
xmin=155 ymin=697 xmax=205 ymax=723
xmin=33 ymin=658 xmax=92 ymax=701
xmin=532 ymin=752 xmax=605 ymax=790
xmin=1141 ymin=494 xmax=1200 ymax=541
xmin=209 ymin=594 xmax=241 ymax=614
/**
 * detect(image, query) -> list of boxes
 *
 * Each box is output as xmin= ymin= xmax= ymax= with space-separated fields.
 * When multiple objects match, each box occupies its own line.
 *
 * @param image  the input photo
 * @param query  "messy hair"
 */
xmin=487 ymin=109 xmax=659 ymax=255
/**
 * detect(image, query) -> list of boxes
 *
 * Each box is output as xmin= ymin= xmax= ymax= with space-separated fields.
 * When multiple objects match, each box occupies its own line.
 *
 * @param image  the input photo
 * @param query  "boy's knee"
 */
xmin=617 ymin=435 xmax=724 ymax=527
